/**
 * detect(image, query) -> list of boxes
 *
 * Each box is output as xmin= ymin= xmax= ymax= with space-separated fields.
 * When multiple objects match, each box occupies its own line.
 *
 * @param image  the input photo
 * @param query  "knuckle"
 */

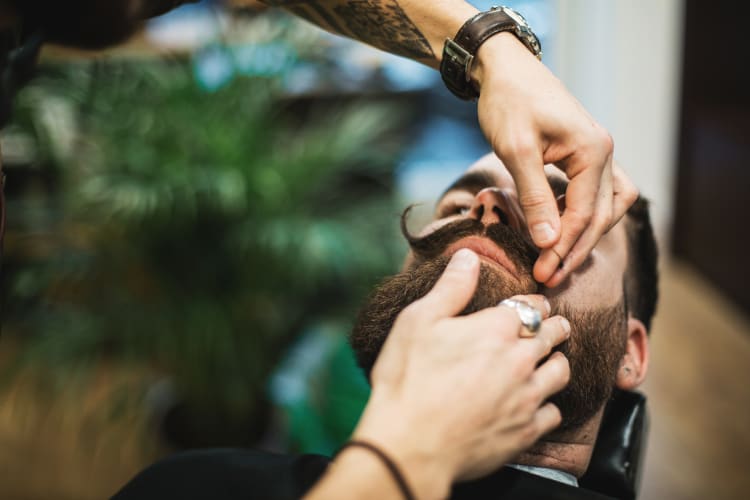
xmin=566 ymin=207 xmax=594 ymax=229
xmin=599 ymin=130 xmax=615 ymax=155
xmin=519 ymin=189 xmax=553 ymax=212
xmin=550 ymin=355 xmax=571 ymax=384
xmin=542 ymin=335 xmax=554 ymax=354
xmin=496 ymin=304 xmax=522 ymax=328
xmin=513 ymin=349 xmax=537 ymax=376
xmin=624 ymin=185 xmax=640 ymax=205
xmin=520 ymin=421 xmax=541 ymax=445
xmin=535 ymin=333 xmax=553 ymax=356
xmin=489 ymin=306 xmax=511 ymax=322
xmin=592 ymin=210 xmax=613 ymax=232
xmin=587 ymin=124 xmax=614 ymax=154
xmin=549 ymin=405 xmax=563 ymax=426
xmin=498 ymin=321 xmax=521 ymax=342
xmin=501 ymin=135 xmax=538 ymax=160
xmin=512 ymin=137 xmax=538 ymax=159
xmin=520 ymin=395 xmax=540 ymax=417
xmin=505 ymin=355 xmax=530 ymax=381
xmin=573 ymin=127 xmax=613 ymax=173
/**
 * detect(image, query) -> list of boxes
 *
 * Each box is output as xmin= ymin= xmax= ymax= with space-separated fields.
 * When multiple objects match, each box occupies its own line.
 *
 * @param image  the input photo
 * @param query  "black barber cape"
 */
xmin=112 ymin=448 xmax=616 ymax=500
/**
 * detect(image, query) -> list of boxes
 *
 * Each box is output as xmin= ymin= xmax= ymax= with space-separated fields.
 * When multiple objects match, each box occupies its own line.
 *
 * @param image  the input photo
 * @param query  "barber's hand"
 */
xmin=352 ymin=249 xmax=571 ymax=499
xmin=472 ymin=33 xmax=638 ymax=287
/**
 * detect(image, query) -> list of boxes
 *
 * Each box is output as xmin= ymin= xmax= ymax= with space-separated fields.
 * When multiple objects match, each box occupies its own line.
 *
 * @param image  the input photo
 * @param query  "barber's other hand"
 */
xmin=352 ymin=249 xmax=571 ymax=499
xmin=472 ymin=33 xmax=638 ymax=287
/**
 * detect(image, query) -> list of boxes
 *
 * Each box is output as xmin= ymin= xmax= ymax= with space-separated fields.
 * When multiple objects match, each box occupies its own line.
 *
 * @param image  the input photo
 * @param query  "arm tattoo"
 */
xmin=260 ymin=1 xmax=435 ymax=60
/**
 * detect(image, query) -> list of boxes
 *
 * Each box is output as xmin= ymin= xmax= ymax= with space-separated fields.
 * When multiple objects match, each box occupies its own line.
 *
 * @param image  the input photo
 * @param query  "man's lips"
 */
xmin=444 ymin=236 xmax=521 ymax=279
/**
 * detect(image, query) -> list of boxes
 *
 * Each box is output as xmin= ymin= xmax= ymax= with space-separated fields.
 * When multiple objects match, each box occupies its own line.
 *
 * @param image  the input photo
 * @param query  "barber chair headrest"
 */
xmin=579 ymin=390 xmax=649 ymax=500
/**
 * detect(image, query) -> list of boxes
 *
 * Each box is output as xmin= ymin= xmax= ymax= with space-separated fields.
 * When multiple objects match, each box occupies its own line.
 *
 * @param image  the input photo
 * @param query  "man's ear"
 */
xmin=616 ymin=316 xmax=650 ymax=390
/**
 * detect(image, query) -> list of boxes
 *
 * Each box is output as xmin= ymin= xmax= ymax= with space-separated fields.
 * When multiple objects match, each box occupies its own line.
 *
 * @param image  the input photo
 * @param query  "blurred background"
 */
xmin=0 ymin=0 xmax=748 ymax=499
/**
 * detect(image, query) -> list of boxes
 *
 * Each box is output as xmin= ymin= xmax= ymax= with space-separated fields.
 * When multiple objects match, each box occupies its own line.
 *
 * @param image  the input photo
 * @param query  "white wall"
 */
xmin=554 ymin=0 xmax=684 ymax=248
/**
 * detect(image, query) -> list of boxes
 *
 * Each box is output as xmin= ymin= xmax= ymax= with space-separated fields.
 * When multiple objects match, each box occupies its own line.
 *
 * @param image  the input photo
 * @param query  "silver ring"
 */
xmin=499 ymin=299 xmax=542 ymax=334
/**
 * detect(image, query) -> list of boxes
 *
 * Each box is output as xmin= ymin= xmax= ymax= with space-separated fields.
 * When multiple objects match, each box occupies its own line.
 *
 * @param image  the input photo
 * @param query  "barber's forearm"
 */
xmin=304 ymin=390 xmax=454 ymax=500
xmin=304 ymin=447 xmax=405 ymax=500
xmin=259 ymin=0 xmax=479 ymax=67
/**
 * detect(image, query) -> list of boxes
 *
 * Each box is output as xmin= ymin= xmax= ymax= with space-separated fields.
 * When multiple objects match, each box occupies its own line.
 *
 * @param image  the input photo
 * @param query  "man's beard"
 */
xmin=350 ymin=215 xmax=627 ymax=433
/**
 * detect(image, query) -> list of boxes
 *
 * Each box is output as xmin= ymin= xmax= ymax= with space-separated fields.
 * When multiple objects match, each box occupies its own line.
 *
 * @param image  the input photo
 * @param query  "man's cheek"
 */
xmin=544 ymin=273 xmax=621 ymax=312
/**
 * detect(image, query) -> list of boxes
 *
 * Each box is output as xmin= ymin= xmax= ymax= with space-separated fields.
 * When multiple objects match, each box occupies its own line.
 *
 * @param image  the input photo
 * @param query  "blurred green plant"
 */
xmin=3 ymin=59 xmax=408 ymax=442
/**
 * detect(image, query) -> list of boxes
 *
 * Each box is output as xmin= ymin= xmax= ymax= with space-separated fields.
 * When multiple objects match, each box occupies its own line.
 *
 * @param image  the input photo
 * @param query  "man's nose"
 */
xmin=468 ymin=187 xmax=525 ymax=230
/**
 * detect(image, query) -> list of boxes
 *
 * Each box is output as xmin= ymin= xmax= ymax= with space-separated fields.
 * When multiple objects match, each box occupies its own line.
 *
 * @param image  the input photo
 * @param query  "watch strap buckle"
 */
xmin=443 ymin=38 xmax=475 ymax=83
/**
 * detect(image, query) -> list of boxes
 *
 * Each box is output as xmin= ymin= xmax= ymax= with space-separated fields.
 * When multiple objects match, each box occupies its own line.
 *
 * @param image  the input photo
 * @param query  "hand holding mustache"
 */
xmin=344 ymin=249 xmax=571 ymax=499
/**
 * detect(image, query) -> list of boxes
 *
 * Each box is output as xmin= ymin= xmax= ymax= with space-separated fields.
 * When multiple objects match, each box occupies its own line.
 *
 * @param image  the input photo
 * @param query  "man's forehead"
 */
xmin=457 ymin=154 xmax=567 ymax=191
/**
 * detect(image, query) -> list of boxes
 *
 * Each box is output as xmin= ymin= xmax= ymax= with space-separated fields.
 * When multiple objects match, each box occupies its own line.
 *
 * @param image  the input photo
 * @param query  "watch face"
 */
xmin=501 ymin=6 xmax=529 ymax=28
xmin=498 ymin=6 xmax=542 ymax=59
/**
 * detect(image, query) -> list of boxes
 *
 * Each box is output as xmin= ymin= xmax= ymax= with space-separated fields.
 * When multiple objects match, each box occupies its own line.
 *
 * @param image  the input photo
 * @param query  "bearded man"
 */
xmin=114 ymin=153 xmax=655 ymax=500
xmin=348 ymin=152 xmax=658 ymax=498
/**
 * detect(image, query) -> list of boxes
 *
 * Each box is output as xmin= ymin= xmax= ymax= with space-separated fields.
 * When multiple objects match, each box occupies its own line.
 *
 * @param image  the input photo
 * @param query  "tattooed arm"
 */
xmin=262 ymin=0 xmax=637 ymax=290
xmin=260 ymin=0 xmax=477 ymax=66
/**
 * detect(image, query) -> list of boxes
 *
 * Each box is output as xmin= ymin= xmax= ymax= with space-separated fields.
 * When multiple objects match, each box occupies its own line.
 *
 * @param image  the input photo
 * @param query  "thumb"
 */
xmin=412 ymin=249 xmax=480 ymax=321
xmin=503 ymin=151 xmax=560 ymax=248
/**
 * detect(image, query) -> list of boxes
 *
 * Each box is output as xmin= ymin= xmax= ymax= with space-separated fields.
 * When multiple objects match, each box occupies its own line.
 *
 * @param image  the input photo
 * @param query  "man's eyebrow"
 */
xmin=439 ymin=171 xmax=497 ymax=200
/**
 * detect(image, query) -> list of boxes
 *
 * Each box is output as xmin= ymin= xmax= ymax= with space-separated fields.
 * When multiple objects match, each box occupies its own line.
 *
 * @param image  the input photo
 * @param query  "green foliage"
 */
xmin=5 ymin=60 xmax=408 ymax=419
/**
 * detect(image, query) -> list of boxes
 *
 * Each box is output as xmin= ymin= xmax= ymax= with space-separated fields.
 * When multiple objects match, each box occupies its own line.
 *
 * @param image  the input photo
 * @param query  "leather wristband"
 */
xmin=440 ymin=6 xmax=542 ymax=101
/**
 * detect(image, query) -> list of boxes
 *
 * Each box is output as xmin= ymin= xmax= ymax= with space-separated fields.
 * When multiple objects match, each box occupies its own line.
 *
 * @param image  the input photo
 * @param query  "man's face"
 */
xmin=351 ymin=154 xmax=631 ymax=432
xmin=409 ymin=154 xmax=630 ymax=310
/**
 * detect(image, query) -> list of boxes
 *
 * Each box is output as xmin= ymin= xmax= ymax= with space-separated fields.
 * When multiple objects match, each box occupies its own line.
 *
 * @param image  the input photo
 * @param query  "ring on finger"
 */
xmin=499 ymin=298 xmax=542 ymax=336
xmin=550 ymin=248 xmax=564 ymax=268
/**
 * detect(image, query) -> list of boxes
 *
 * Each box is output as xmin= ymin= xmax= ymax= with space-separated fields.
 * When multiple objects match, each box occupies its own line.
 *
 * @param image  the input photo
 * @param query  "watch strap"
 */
xmin=440 ymin=8 xmax=539 ymax=101
xmin=454 ymin=9 xmax=518 ymax=56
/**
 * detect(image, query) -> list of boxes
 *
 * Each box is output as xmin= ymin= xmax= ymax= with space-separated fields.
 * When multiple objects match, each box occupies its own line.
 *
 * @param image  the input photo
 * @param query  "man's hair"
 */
xmin=623 ymin=196 xmax=659 ymax=332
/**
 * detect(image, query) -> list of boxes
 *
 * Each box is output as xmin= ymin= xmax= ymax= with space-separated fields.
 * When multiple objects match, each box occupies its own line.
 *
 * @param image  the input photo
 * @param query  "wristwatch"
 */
xmin=440 ymin=6 xmax=542 ymax=101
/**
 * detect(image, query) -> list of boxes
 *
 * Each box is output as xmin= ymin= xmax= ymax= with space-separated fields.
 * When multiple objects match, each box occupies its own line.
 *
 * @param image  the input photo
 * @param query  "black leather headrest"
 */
xmin=579 ymin=390 xmax=648 ymax=500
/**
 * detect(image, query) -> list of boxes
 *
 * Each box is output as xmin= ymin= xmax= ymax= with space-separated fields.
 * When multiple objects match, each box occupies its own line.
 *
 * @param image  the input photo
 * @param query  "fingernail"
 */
xmin=543 ymin=298 xmax=551 ymax=315
xmin=531 ymin=222 xmax=556 ymax=245
xmin=560 ymin=317 xmax=571 ymax=335
xmin=451 ymin=248 xmax=478 ymax=269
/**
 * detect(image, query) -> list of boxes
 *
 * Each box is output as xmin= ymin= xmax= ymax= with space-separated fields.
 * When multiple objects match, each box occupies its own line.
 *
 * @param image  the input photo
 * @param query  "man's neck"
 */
xmin=513 ymin=408 xmax=605 ymax=478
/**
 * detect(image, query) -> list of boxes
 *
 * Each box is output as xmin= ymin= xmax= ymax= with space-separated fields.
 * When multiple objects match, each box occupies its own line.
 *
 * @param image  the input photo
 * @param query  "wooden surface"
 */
xmin=640 ymin=259 xmax=750 ymax=500
xmin=0 ymin=356 xmax=165 ymax=500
